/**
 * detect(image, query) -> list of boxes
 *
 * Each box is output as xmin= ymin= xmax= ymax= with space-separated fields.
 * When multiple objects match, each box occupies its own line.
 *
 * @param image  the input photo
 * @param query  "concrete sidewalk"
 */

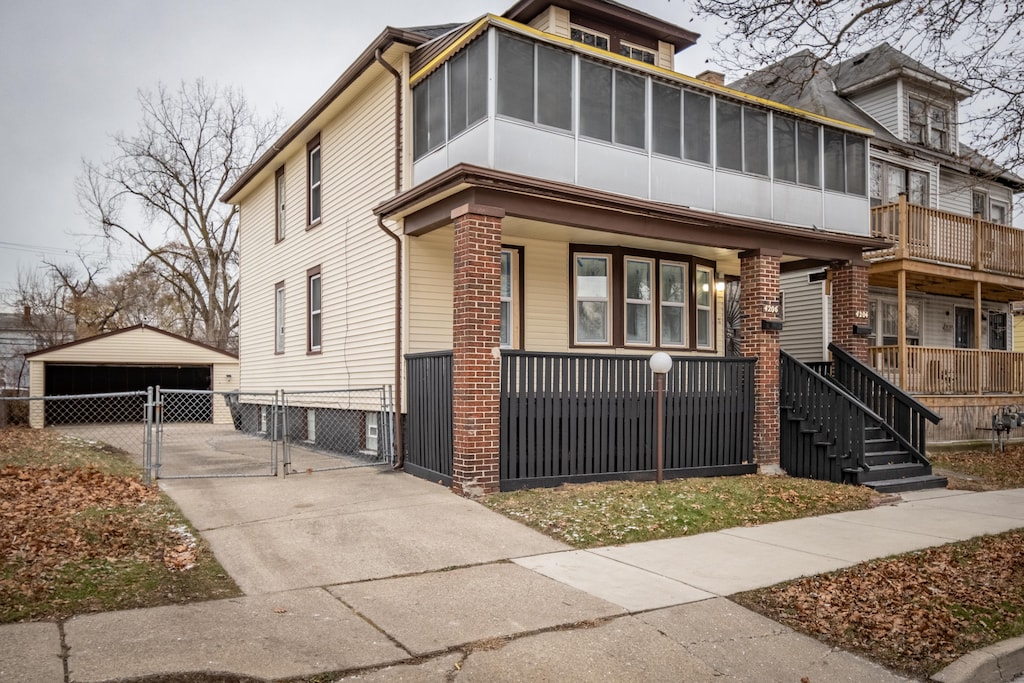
xmin=4 ymin=470 xmax=1024 ymax=682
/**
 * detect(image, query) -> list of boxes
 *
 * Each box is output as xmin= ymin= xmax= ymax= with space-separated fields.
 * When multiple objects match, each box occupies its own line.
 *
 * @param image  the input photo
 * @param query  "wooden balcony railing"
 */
xmin=868 ymin=345 xmax=1024 ymax=395
xmin=868 ymin=196 xmax=1024 ymax=278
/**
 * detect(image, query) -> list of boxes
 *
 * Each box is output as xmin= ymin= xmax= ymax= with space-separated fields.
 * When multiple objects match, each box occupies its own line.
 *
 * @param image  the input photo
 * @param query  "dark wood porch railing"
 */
xmin=827 ymin=343 xmax=941 ymax=457
xmin=500 ymin=351 xmax=755 ymax=489
xmin=404 ymin=350 xmax=757 ymax=489
xmin=868 ymin=197 xmax=1024 ymax=278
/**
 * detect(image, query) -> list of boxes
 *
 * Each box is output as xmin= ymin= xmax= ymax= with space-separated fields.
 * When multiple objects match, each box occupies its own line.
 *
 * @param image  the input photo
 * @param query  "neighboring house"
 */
xmin=223 ymin=0 xmax=940 ymax=495
xmin=0 ymin=306 xmax=75 ymax=390
xmin=25 ymin=325 xmax=239 ymax=427
xmin=733 ymin=46 xmax=1024 ymax=442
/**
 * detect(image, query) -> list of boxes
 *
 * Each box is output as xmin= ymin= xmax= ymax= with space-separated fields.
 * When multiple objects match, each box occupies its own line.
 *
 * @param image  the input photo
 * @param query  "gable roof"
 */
xmin=831 ymin=42 xmax=971 ymax=99
xmin=26 ymin=324 xmax=238 ymax=362
xmin=729 ymin=50 xmax=901 ymax=145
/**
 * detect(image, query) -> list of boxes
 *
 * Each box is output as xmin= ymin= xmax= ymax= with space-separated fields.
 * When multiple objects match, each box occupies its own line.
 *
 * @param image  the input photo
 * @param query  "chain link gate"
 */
xmin=151 ymin=388 xmax=280 ymax=480
xmin=280 ymin=387 xmax=396 ymax=475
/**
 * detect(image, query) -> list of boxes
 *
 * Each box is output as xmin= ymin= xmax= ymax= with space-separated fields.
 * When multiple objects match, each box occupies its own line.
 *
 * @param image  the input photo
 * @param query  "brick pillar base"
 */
xmin=450 ymin=204 xmax=504 ymax=497
xmin=739 ymin=249 xmax=781 ymax=469
xmin=830 ymin=260 xmax=870 ymax=364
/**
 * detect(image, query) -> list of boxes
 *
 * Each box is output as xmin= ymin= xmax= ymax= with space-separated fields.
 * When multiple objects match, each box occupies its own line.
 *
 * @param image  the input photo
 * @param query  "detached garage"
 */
xmin=26 ymin=325 xmax=239 ymax=427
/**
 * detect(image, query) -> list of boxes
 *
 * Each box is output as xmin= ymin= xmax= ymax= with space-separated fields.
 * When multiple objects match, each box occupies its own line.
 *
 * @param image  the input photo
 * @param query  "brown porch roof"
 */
xmin=373 ymin=164 xmax=888 ymax=263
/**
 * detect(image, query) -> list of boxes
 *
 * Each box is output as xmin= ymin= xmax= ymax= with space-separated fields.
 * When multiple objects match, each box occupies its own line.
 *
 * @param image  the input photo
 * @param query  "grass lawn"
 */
xmin=0 ymin=427 xmax=241 ymax=624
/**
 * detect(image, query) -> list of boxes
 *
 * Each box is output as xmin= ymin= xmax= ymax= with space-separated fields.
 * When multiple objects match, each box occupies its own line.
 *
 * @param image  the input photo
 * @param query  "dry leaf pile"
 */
xmin=736 ymin=531 xmax=1024 ymax=678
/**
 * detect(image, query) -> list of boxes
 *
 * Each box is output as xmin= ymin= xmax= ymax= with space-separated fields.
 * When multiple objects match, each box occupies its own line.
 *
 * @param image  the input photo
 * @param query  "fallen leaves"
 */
xmin=735 ymin=531 xmax=1024 ymax=679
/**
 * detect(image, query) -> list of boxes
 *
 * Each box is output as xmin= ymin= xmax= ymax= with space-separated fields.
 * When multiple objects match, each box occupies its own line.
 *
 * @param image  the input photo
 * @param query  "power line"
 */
xmin=0 ymin=240 xmax=135 ymax=261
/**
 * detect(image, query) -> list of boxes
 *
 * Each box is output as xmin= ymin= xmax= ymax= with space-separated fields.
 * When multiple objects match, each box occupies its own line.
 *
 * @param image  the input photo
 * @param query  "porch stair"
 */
xmin=844 ymin=424 xmax=948 ymax=493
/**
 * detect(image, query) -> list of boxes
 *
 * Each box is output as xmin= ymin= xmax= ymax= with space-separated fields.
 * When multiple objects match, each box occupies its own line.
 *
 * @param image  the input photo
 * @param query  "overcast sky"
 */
xmin=0 ymin=0 xmax=721 ymax=307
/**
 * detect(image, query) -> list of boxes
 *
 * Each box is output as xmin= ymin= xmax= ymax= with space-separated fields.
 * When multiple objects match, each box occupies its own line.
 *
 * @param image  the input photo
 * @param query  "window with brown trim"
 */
xmin=307 ymin=265 xmax=322 ymax=353
xmin=274 ymin=281 xmax=285 ymax=354
xmin=307 ymin=134 xmax=321 ymax=226
xmin=570 ymin=245 xmax=716 ymax=350
xmin=275 ymin=166 xmax=286 ymax=242
xmin=500 ymin=246 xmax=524 ymax=349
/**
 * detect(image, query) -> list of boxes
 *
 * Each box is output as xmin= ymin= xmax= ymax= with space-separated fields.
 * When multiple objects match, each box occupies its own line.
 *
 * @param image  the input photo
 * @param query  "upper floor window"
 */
xmin=651 ymin=82 xmax=711 ymax=163
xmin=579 ymin=60 xmax=646 ymax=149
xmin=870 ymin=161 xmax=928 ymax=207
xmin=619 ymin=40 xmax=656 ymax=65
xmin=414 ymin=36 xmax=487 ymax=160
xmin=716 ymin=101 xmax=768 ymax=175
xmin=823 ymin=129 xmax=866 ymax=195
xmin=275 ymin=167 xmax=286 ymax=242
xmin=909 ymin=97 xmax=949 ymax=151
xmin=497 ymin=33 xmax=572 ymax=132
xmin=990 ymin=200 xmax=1009 ymax=225
xmin=307 ymin=135 xmax=321 ymax=226
xmin=772 ymin=116 xmax=820 ymax=187
xmin=570 ymin=25 xmax=608 ymax=51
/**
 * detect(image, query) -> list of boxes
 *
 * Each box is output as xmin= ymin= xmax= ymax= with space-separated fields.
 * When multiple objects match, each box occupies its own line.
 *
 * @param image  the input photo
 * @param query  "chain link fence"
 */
xmin=279 ymin=387 xmax=396 ymax=475
xmin=1 ymin=385 xmax=395 ymax=482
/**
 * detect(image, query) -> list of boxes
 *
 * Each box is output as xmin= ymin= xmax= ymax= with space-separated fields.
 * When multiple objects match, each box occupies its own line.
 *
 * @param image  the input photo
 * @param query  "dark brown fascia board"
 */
xmin=502 ymin=0 xmax=699 ymax=52
xmin=25 ymin=324 xmax=239 ymax=360
xmin=374 ymin=163 xmax=890 ymax=262
xmin=221 ymin=27 xmax=428 ymax=205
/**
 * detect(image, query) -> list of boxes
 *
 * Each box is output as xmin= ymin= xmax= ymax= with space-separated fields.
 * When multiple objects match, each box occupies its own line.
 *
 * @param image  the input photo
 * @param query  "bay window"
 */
xmin=695 ymin=266 xmax=713 ymax=349
xmin=575 ymin=255 xmax=611 ymax=344
xmin=660 ymin=262 xmax=688 ymax=347
xmin=625 ymin=258 xmax=653 ymax=345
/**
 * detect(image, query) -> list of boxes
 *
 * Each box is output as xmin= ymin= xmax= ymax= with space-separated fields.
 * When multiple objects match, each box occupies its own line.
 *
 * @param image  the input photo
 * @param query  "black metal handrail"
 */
xmin=826 ymin=342 xmax=940 ymax=458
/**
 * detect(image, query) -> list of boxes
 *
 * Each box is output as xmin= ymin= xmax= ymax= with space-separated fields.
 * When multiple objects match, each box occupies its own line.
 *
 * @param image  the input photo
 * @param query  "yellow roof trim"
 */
xmin=412 ymin=15 xmax=874 ymax=137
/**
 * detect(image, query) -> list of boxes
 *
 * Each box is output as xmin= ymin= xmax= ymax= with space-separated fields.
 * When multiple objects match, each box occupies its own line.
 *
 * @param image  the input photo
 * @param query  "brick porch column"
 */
xmin=739 ymin=248 xmax=782 ymax=469
xmin=450 ymin=204 xmax=504 ymax=497
xmin=830 ymin=259 xmax=870 ymax=364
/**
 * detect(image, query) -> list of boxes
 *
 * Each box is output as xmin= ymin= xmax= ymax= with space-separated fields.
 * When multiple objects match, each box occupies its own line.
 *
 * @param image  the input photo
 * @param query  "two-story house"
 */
xmin=733 ymin=45 xmax=1024 ymax=443
xmin=223 ymin=0 xmax=947 ymax=495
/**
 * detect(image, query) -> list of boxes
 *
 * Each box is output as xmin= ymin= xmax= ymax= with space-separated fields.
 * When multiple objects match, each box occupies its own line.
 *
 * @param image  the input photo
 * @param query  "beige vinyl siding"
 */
xmin=237 ymin=72 xmax=398 ymax=393
xmin=28 ymin=361 xmax=44 ymax=428
xmin=1014 ymin=313 xmax=1023 ymax=353
xmin=28 ymin=328 xmax=236 ymax=366
xmin=530 ymin=6 xmax=570 ymax=37
xmin=849 ymin=82 xmax=899 ymax=136
xmin=520 ymin=237 xmax=569 ymax=350
xmin=407 ymin=228 xmax=454 ymax=354
xmin=779 ymin=269 xmax=828 ymax=362
xmin=656 ymin=41 xmax=674 ymax=70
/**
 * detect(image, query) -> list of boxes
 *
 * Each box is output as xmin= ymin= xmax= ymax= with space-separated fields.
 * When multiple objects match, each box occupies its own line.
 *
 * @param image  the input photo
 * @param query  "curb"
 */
xmin=931 ymin=636 xmax=1024 ymax=683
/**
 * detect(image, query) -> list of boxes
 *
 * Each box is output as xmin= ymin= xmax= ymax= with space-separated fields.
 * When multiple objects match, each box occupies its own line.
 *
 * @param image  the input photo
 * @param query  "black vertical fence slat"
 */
xmin=405 ymin=351 xmax=454 ymax=482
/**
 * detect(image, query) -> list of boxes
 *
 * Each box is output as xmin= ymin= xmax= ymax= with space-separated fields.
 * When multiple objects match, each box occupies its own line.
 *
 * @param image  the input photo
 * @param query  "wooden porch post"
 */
xmin=450 ymin=203 xmax=504 ymax=497
xmin=974 ymin=281 xmax=983 ymax=394
xmin=739 ymin=248 xmax=782 ymax=469
xmin=897 ymin=193 xmax=910 ymax=259
xmin=898 ymin=270 xmax=908 ymax=390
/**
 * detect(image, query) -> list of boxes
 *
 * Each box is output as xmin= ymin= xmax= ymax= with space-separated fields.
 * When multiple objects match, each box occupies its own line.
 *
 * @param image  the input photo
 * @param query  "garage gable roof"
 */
xmin=26 ymin=325 xmax=238 ymax=364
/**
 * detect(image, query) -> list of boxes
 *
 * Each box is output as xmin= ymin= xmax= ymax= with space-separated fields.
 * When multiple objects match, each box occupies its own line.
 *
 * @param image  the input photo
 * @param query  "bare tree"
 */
xmin=691 ymin=0 xmax=1024 ymax=180
xmin=78 ymin=79 xmax=280 ymax=350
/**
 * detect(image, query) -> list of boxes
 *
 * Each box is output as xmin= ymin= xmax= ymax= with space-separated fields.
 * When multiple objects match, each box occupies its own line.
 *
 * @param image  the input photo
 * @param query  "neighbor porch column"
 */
xmin=830 ymin=259 xmax=870 ymax=364
xmin=739 ymin=248 xmax=782 ymax=469
xmin=450 ymin=203 xmax=504 ymax=497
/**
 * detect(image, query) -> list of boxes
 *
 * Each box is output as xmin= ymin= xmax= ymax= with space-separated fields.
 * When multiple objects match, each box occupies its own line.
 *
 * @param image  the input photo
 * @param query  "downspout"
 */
xmin=374 ymin=47 xmax=405 ymax=468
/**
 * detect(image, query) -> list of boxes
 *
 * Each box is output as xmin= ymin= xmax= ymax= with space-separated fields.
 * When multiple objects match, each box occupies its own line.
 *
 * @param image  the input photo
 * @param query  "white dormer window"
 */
xmin=909 ymin=97 xmax=949 ymax=152
xmin=570 ymin=24 xmax=609 ymax=51
xmin=619 ymin=40 xmax=656 ymax=65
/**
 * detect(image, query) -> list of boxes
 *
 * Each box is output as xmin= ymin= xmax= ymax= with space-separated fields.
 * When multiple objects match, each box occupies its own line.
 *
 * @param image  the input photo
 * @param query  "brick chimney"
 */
xmin=696 ymin=69 xmax=726 ymax=86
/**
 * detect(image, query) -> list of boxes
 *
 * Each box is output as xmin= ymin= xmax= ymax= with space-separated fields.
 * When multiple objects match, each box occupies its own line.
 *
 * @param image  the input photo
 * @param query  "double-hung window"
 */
xmin=575 ymin=254 xmax=611 ymax=344
xmin=909 ymin=97 xmax=950 ymax=152
xmin=307 ymin=266 xmax=322 ymax=353
xmin=695 ymin=266 xmax=714 ymax=349
xmin=307 ymin=135 xmax=321 ymax=226
xmin=624 ymin=258 xmax=653 ymax=345
xmin=274 ymin=281 xmax=285 ymax=354
xmin=500 ymin=247 xmax=522 ymax=348
xmin=660 ymin=261 xmax=688 ymax=347
xmin=275 ymin=166 xmax=286 ymax=242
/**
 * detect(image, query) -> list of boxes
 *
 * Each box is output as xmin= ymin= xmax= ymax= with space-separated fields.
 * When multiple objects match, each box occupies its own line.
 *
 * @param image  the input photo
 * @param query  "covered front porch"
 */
xmin=865 ymin=196 xmax=1024 ymax=441
xmin=377 ymin=165 xmax=883 ymax=494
